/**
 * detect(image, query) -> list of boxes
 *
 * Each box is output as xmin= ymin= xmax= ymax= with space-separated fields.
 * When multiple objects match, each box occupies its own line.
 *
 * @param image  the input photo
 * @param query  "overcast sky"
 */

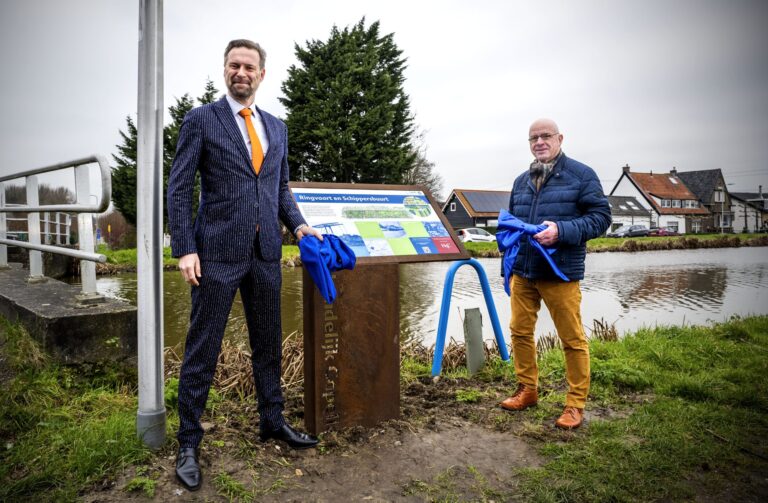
xmin=1 ymin=0 xmax=767 ymax=201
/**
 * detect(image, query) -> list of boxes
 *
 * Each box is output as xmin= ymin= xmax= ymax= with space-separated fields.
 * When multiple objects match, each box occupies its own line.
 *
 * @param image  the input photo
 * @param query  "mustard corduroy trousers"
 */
xmin=509 ymin=275 xmax=590 ymax=408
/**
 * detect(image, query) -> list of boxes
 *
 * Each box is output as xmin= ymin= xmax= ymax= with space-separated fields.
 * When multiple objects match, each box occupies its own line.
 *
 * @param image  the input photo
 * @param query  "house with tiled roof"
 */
xmin=441 ymin=189 xmax=509 ymax=230
xmin=609 ymin=165 xmax=709 ymax=234
xmin=675 ymin=169 xmax=733 ymax=233
xmin=606 ymin=195 xmax=653 ymax=232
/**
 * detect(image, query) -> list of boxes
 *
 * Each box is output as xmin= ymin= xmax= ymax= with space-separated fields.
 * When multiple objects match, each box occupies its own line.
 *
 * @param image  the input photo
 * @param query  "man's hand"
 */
xmin=296 ymin=225 xmax=323 ymax=242
xmin=533 ymin=220 xmax=559 ymax=246
xmin=179 ymin=253 xmax=201 ymax=286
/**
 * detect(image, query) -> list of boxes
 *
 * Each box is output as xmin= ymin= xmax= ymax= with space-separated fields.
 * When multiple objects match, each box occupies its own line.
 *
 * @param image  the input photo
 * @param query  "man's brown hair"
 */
xmin=224 ymin=39 xmax=266 ymax=69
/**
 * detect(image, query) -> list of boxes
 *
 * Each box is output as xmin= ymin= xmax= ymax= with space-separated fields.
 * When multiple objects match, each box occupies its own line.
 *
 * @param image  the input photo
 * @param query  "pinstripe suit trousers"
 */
xmin=177 ymin=245 xmax=285 ymax=448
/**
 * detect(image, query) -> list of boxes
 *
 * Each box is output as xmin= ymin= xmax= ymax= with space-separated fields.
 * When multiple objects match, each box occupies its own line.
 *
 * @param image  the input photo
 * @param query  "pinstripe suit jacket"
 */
xmin=167 ymin=96 xmax=306 ymax=263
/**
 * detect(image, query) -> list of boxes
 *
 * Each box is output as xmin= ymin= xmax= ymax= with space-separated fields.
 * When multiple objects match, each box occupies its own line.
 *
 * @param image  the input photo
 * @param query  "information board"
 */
xmin=290 ymin=182 xmax=469 ymax=264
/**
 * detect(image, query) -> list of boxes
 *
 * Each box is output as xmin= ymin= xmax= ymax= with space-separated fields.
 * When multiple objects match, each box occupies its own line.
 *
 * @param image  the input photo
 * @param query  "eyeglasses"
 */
xmin=528 ymin=133 xmax=559 ymax=143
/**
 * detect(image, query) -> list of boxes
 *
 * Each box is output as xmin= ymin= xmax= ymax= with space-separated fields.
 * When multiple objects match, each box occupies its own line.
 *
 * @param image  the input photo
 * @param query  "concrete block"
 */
xmin=0 ymin=263 xmax=136 ymax=364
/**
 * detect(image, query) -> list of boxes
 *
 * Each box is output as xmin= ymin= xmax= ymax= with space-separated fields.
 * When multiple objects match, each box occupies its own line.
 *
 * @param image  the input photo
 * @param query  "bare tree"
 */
xmin=401 ymin=129 xmax=444 ymax=200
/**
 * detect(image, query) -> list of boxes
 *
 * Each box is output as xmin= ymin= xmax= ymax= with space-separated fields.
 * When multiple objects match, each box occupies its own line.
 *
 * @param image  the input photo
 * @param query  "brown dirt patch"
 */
xmin=81 ymin=376 xmax=568 ymax=502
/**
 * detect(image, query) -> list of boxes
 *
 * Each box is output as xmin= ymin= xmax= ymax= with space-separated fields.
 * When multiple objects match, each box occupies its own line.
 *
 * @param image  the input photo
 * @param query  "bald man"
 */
xmin=499 ymin=119 xmax=611 ymax=429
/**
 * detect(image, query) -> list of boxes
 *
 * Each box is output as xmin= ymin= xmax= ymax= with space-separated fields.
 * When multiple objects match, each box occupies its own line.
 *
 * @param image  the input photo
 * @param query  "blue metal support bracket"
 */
xmin=431 ymin=258 xmax=510 ymax=376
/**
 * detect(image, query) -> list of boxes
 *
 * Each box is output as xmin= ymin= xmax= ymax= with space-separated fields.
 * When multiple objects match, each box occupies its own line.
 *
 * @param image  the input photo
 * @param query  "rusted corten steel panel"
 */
xmin=303 ymin=263 xmax=400 ymax=434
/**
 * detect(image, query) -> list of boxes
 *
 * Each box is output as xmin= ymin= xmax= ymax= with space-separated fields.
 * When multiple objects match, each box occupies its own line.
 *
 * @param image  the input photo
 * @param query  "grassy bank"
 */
xmin=96 ymin=244 xmax=302 ymax=273
xmin=2 ymin=315 xmax=766 ymax=501
xmin=514 ymin=315 xmax=768 ymax=501
xmin=95 ymin=233 xmax=767 ymax=272
xmin=0 ymin=317 xmax=154 ymax=501
xmin=465 ymin=232 xmax=768 ymax=258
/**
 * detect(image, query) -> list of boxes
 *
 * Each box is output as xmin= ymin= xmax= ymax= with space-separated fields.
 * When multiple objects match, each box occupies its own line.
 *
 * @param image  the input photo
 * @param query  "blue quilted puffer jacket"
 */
xmin=507 ymin=154 xmax=611 ymax=281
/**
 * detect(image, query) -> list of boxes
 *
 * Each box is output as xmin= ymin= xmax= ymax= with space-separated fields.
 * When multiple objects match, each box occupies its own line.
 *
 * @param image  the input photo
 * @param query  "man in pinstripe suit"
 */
xmin=167 ymin=39 xmax=322 ymax=492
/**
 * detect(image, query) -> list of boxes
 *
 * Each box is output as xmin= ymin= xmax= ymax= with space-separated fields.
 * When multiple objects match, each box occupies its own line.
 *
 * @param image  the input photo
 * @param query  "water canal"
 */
xmin=76 ymin=247 xmax=768 ymax=349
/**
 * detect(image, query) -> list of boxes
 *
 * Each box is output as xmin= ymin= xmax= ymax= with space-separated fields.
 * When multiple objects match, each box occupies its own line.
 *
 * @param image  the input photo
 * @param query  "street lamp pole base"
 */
xmin=137 ymin=408 xmax=167 ymax=450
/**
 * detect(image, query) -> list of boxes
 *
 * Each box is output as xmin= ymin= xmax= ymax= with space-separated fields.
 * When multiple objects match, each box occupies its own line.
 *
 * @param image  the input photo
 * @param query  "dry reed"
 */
xmin=164 ymin=318 xmax=621 ymax=395
xmin=164 ymin=331 xmax=305 ymax=400
xmin=536 ymin=317 xmax=619 ymax=356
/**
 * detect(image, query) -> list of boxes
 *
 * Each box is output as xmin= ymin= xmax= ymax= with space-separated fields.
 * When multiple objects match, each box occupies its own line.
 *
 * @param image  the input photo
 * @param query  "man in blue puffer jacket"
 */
xmin=499 ymin=118 xmax=611 ymax=429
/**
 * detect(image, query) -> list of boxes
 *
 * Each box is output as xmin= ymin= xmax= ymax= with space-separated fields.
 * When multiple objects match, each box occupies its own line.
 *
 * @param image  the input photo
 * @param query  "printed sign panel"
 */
xmin=290 ymin=182 xmax=468 ymax=264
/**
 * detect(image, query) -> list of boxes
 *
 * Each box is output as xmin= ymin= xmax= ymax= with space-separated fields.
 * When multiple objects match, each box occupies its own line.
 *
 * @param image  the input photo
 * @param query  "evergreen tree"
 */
xmin=280 ymin=18 xmax=417 ymax=184
xmin=163 ymin=93 xmax=195 ymax=210
xmin=198 ymin=78 xmax=219 ymax=105
xmin=111 ymin=80 xmax=218 ymax=228
xmin=111 ymin=116 xmax=139 ymax=225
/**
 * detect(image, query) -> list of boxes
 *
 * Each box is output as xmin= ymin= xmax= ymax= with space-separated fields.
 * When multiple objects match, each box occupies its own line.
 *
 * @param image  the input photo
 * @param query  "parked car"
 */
xmin=607 ymin=225 xmax=650 ymax=238
xmin=648 ymin=227 xmax=680 ymax=236
xmin=457 ymin=227 xmax=496 ymax=242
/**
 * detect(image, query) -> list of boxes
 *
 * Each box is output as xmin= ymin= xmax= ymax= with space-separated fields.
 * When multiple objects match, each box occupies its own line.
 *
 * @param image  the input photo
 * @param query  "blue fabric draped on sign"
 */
xmin=298 ymin=234 xmax=357 ymax=303
xmin=496 ymin=209 xmax=569 ymax=295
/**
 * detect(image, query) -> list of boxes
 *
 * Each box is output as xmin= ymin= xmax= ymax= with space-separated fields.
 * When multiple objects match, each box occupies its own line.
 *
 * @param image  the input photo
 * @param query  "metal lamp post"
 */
xmin=136 ymin=0 xmax=166 ymax=449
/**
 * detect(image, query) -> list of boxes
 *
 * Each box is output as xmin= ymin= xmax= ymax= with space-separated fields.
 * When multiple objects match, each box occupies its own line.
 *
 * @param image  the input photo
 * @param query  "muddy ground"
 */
xmin=82 ymin=372 xmax=768 ymax=503
xmin=81 ymin=375 xmax=644 ymax=503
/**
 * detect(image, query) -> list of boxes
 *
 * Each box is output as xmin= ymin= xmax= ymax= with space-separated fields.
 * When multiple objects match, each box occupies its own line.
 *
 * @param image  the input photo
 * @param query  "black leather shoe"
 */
xmin=259 ymin=424 xmax=319 ymax=450
xmin=175 ymin=447 xmax=202 ymax=491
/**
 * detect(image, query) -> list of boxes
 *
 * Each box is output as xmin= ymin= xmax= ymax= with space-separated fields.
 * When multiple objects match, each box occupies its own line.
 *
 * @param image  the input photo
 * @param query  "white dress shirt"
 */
xmin=225 ymin=93 xmax=270 ymax=157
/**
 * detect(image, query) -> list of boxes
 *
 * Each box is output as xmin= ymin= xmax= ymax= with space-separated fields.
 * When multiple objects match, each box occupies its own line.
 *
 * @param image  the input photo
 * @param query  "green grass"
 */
xmin=463 ymin=233 xmax=766 ymax=256
xmin=213 ymin=471 xmax=255 ymax=502
xmin=96 ymin=233 xmax=763 ymax=267
xmin=0 ymin=317 xmax=156 ymax=501
xmin=96 ymin=244 xmax=300 ymax=268
xmin=2 ymin=311 xmax=766 ymax=501
xmin=588 ymin=232 xmax=765 ymax=251
xmin=518 ymin=315 xmax=768 ymax=502
xmin=124 ymin=475 xmax=157 ymax=498
xmin=462 ymin=241 xmax=499 ymax=256
xmin=97 ymin=244 xmax=178 ymax=267
xmin=455 ymin=388 xmax=484 ymax=403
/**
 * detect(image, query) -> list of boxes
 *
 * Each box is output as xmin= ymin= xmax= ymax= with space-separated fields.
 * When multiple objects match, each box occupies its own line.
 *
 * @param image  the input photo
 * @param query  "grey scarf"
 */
xmin=529 ymin=151 xmax=562 ymax=191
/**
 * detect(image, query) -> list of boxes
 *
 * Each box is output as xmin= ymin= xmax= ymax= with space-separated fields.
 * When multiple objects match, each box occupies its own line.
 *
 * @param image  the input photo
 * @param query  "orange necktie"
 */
xmin=238 ymin=108 xmax=264 ymax=174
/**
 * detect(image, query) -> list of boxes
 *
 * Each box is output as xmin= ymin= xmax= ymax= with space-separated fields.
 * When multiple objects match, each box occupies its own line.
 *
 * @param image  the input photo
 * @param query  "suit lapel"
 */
xmin=213 ymin=97 xmax=252 ymax=168
xmin=256 ymin=107 xmax=280 ymax=173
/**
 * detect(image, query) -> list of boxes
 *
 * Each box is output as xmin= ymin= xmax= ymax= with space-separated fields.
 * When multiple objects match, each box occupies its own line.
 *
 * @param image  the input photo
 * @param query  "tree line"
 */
xmin=112 ymin=18 xmax=443 ymax=228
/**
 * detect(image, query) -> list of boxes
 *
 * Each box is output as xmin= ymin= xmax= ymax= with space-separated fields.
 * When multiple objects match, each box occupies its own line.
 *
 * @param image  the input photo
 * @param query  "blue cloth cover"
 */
xmin=298 ymin=234 xmax=357 ymax=303
xmin=496 ymin=209 xmax=569 ymax=295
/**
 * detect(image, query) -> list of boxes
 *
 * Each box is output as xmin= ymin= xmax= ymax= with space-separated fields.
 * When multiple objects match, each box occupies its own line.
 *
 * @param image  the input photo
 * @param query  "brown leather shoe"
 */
xmin=499 ymin=384 xmax=538 ymax=411
xmin=555 ymin=406 xmax=584 ymax=429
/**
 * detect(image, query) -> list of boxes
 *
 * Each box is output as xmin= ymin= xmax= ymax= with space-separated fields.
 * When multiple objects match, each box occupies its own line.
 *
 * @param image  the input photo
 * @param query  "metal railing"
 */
xmin=0 ymin=155 xmax=111 ymax=302
xmin=3 ymin=208 xmax=73 ymax=245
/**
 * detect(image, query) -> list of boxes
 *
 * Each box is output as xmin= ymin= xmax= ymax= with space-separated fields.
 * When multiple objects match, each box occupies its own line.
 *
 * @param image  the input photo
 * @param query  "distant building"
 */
xmin=675 ymin=168 xmax=733 ymax=233
xmin=607 ymin=195 xmax=652 ymax=232
xmin=729 ymin=190 xmax=767 ymax=233
xmin=610 ymin=165 xmax=709 ymax=233
xmin=441 ymin=189 xmax=509 ymax=230
xmin=731 ymin=187 xmax=767 ymax=211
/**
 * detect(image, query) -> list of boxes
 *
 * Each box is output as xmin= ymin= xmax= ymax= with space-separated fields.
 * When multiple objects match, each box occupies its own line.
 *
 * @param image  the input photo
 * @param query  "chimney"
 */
xmin=670 ymin=166 xmax=677 ymax=177
xmin=649 ymin=170 xmax=653 ymax=176
xmin=622 ymin=164 xmax=630 ymax=173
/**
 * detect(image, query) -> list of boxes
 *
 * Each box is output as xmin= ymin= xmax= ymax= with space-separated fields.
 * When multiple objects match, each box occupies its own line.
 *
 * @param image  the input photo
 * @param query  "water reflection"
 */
xmin=399 ymin=248 xmax=768 ymax=345
xmin=91 ymin=269 xmax=305 ymax=348
xmin=79 ymin=247 xmax=768 ymax=348
xmin=590 ymin=263 xmax=728 ymax=312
